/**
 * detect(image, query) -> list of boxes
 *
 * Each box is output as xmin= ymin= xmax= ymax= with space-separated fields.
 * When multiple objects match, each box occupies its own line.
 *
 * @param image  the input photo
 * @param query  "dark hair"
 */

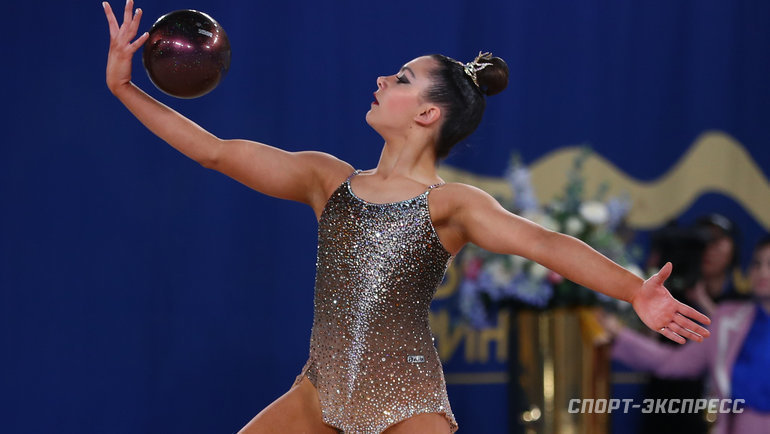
xmin=696 ymin=213 xmax=741 ymax=267
xmin=426 ymin=54 xmax=509 ymax=159
xmin=754 ymin=234 xmax=770 ymax=256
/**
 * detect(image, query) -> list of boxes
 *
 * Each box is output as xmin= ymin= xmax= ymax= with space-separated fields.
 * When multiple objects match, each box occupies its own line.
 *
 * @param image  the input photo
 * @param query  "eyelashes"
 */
xmin=396 ymin=75 xmax=409 ymax=84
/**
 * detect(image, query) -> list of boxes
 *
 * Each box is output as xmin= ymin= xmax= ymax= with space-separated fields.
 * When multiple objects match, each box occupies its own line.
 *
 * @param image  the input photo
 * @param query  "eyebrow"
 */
xmin=400 ymin=66 xmax=416 ymax=79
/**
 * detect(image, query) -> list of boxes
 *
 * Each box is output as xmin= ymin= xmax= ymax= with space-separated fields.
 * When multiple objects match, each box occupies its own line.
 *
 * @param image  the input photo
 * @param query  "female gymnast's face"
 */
xmin=366 ymin=56 xmax=438 ymax=136
xmin=750 ymin=244 xmax=770 ymax=298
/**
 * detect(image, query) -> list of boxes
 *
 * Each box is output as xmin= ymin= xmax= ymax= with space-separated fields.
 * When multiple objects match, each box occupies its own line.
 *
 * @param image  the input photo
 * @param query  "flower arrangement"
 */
xmin=457 ymin=149 xmax=644 ymax=328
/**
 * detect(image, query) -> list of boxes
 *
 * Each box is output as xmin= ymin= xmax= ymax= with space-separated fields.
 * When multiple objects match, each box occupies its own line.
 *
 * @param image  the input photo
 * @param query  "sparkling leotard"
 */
xmin=293 ymin=171 xmax=459 ymax=433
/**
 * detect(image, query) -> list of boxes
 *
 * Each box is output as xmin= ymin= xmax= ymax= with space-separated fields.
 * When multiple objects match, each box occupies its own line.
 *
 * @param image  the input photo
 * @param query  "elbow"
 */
xmin=198 ymin=139 xmax=223 ymax=169
xmin=199 ymin=155 xmax=219 ymax=170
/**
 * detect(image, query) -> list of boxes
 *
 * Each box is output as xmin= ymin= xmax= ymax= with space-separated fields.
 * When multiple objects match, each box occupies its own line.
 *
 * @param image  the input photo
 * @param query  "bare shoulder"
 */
xmin=430 ymin=182 xmax=499 ymax=211
xmin=429 ymin=181 xmax=505 ymax=225
xmin=294 ymin=151 xmax=355 ymax=216
xmin=427 ymin=182 xmax=502 ymax=254
xmin=296 ymin=151 xmax=354 ymax=183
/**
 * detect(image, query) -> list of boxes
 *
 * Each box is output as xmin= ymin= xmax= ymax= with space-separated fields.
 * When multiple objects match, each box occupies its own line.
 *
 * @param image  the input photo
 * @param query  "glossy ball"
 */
xmin=142 ymin=10 xmax=231 ymax=99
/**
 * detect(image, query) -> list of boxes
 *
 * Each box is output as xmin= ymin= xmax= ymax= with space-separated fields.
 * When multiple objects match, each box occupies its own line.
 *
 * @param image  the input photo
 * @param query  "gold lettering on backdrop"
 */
xmin=429 ymin=310 xmax=467 ymax=361
xmin=430 ymin=309 xmax=509 ymax=363
xmin=479 ymin=310 xmax=509 ymax=363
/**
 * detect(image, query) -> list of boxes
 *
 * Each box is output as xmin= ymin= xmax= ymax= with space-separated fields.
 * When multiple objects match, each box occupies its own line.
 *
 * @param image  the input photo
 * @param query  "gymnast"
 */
xmin=103 ymin=2 xmax=711 ymax=432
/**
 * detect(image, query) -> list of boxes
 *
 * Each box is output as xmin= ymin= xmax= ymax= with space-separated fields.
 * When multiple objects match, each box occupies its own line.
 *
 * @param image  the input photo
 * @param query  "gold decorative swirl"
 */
xmin=438 ymin=131 xmax=770 ymax=230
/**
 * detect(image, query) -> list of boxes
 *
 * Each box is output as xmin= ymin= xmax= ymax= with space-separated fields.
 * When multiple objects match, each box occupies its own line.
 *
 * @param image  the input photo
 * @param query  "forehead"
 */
xmin=402 ymin=56 xmax=437 ymax=75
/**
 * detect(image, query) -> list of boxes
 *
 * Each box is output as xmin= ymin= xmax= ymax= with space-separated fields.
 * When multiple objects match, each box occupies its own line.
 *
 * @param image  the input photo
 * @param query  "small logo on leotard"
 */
xmin=407 ymin=355 xmax=425 ymax=363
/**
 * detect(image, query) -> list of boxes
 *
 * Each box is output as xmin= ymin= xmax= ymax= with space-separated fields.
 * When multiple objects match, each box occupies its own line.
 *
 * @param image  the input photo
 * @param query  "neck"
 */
xmin=373 ymin=129 xmax=439 ymax=182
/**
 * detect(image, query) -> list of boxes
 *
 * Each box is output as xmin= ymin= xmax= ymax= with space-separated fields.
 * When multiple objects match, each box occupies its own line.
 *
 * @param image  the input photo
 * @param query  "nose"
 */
xmin=377 ymin=76 xmax=386 ymax=89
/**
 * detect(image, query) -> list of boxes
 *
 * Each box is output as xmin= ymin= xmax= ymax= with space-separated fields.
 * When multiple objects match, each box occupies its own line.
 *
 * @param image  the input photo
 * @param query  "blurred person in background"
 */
xmin=601 ymin=234 xmax=770 ymax=434
xmin=688 ymin=214 xmax=748 ymax=316
xmin=631 ymin=213 xmax=745 ymax=433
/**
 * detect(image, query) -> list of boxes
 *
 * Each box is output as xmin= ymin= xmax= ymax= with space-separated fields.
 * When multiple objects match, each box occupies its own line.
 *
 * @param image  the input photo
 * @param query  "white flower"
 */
xmin=579 ymin=201 xmax=610 ymax=225
xmin=564 ymin=216 xmax=585 ymax=236
xmin=529 ymin=263 xmax=549 ymax=281
xmin=549 ymin=200 xmax=566 ymax=214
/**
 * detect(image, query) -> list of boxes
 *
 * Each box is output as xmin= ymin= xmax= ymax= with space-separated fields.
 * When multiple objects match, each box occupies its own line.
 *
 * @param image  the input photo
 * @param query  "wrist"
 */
xmin=108 ymin=80 xmax=134 ymax=97
xmin=624 ymin=274 xmax=645 ymax=305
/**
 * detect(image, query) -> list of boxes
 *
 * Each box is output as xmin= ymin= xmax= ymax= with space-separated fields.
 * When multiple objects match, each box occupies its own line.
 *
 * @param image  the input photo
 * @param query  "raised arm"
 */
xmin=441 ymin=184 xmax=711 ymax=343
xmin=102 ymin=1 xmax=352 ymax=217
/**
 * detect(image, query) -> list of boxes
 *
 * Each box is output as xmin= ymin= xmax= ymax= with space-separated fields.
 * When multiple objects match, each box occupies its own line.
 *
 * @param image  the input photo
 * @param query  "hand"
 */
xmin=630 ymin=262 xmax=711 ymax=344
xmin=103 ymin=0 xmax=149 ymax=93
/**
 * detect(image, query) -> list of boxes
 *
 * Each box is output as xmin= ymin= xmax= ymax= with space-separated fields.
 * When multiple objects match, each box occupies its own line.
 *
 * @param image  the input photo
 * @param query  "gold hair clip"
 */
xmin=461 ymin=52 xmax=493 ymax=89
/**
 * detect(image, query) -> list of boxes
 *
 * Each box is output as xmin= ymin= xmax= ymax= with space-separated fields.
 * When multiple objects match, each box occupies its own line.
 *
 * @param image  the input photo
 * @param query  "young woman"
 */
xmin=103 ymin=2 xmax=711 ymax=433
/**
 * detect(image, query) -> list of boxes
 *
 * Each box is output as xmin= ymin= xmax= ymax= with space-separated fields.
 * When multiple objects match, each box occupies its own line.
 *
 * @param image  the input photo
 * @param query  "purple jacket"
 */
xmin=613 ymin=301 xmax=770 ymax=434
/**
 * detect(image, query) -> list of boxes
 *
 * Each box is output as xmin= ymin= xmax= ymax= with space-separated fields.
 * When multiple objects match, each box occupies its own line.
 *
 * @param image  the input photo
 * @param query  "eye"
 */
xmin=396 ymin=75 xmax=409 ymax=84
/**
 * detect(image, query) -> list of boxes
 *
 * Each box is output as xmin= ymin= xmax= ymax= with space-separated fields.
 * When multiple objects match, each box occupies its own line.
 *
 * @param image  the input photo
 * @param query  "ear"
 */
xmin=414 ymin=104 xmax=441 ymax=127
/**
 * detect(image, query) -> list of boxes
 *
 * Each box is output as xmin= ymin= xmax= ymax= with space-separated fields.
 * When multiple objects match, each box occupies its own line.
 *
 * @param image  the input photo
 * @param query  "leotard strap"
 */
xmin=345 ymin=169 xmax=362 ymax=182
xmin=347 ymin=169 xmax=443 ymax=195
xmin=425 ymin=182 xmax=445 ymax=192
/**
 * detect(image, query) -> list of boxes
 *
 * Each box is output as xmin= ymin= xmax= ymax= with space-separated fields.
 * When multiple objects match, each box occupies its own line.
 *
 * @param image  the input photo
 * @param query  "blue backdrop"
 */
xmin=2 ymin=1 xmax=768 ymax=433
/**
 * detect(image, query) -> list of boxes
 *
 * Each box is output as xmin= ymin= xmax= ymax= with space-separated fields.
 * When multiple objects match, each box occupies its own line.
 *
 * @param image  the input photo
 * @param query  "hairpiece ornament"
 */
xmin=460 ymin=52 xmax=494 ymax=89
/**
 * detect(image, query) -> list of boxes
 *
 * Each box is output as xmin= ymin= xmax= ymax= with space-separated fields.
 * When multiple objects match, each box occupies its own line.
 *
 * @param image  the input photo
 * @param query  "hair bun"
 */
xmin=476 ymin=56 xmax=508 ymax=96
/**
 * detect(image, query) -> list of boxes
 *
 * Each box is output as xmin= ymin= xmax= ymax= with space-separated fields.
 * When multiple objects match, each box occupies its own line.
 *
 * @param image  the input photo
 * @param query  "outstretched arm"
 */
xmin=102 ymin=2 xmax=351 ymax=215
xmin=447 ymin=184 xmax=711 ymax=343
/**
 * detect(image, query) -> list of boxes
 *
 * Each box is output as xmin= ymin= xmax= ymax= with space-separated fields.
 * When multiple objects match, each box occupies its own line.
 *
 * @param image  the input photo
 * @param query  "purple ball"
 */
xmin=142 ymin=10 xmax=231 ymax=99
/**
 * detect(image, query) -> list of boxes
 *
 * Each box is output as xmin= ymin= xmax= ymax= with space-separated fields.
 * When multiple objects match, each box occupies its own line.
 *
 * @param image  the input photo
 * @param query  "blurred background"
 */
xmin=1 ymin=0 xmax=768 ymax=433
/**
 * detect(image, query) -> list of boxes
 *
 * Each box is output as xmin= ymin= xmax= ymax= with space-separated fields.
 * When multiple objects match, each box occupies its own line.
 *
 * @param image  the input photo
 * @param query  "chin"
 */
xmin=365 ymin=112 xmax=383 ymax=134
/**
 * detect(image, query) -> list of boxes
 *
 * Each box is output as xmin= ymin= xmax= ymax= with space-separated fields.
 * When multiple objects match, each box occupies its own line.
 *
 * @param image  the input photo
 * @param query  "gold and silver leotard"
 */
xmin=293 ymin=170 xmax=459 ymax=433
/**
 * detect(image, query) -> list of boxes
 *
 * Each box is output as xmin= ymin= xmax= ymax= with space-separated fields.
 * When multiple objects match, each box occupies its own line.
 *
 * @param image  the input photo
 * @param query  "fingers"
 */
xmin=658 ymin=311 xmax=711 ymax=345
xmin=103 ymin=2 xmax=119 ymax=39
xmin=673 ymin=313 xmax=711 ymax=338
xmin=678 ymin=302 xmax=711 ymax=326
xmin=667 ymin=319 xmax=704 ymax=342
xmin=131 ymin=7 xmax=144 ymax=33
xmin=103 ymin=1 xmax=146 ymax=48
xmin=126 ymin=7 xmax=145 ymax=46
xmin=651 ymin=262 xmax=673 ymax=285
xmin=128 ymin=31 xmax=150 ymax=52
xmin=659 ymin=327 xmax=686 ymax=344
xmin=123 ymin=0 xmax=134 ymax=28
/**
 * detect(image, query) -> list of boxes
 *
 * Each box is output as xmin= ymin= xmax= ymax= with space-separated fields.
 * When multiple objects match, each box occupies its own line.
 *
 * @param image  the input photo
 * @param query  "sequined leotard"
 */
xmin=292 ymin=170 xmax=459 ymax=433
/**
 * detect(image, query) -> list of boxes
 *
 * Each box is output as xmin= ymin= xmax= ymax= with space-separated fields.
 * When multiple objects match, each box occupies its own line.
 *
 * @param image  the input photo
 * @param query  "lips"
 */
xmin=373 ymin=92 xmax=379 ymax=105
